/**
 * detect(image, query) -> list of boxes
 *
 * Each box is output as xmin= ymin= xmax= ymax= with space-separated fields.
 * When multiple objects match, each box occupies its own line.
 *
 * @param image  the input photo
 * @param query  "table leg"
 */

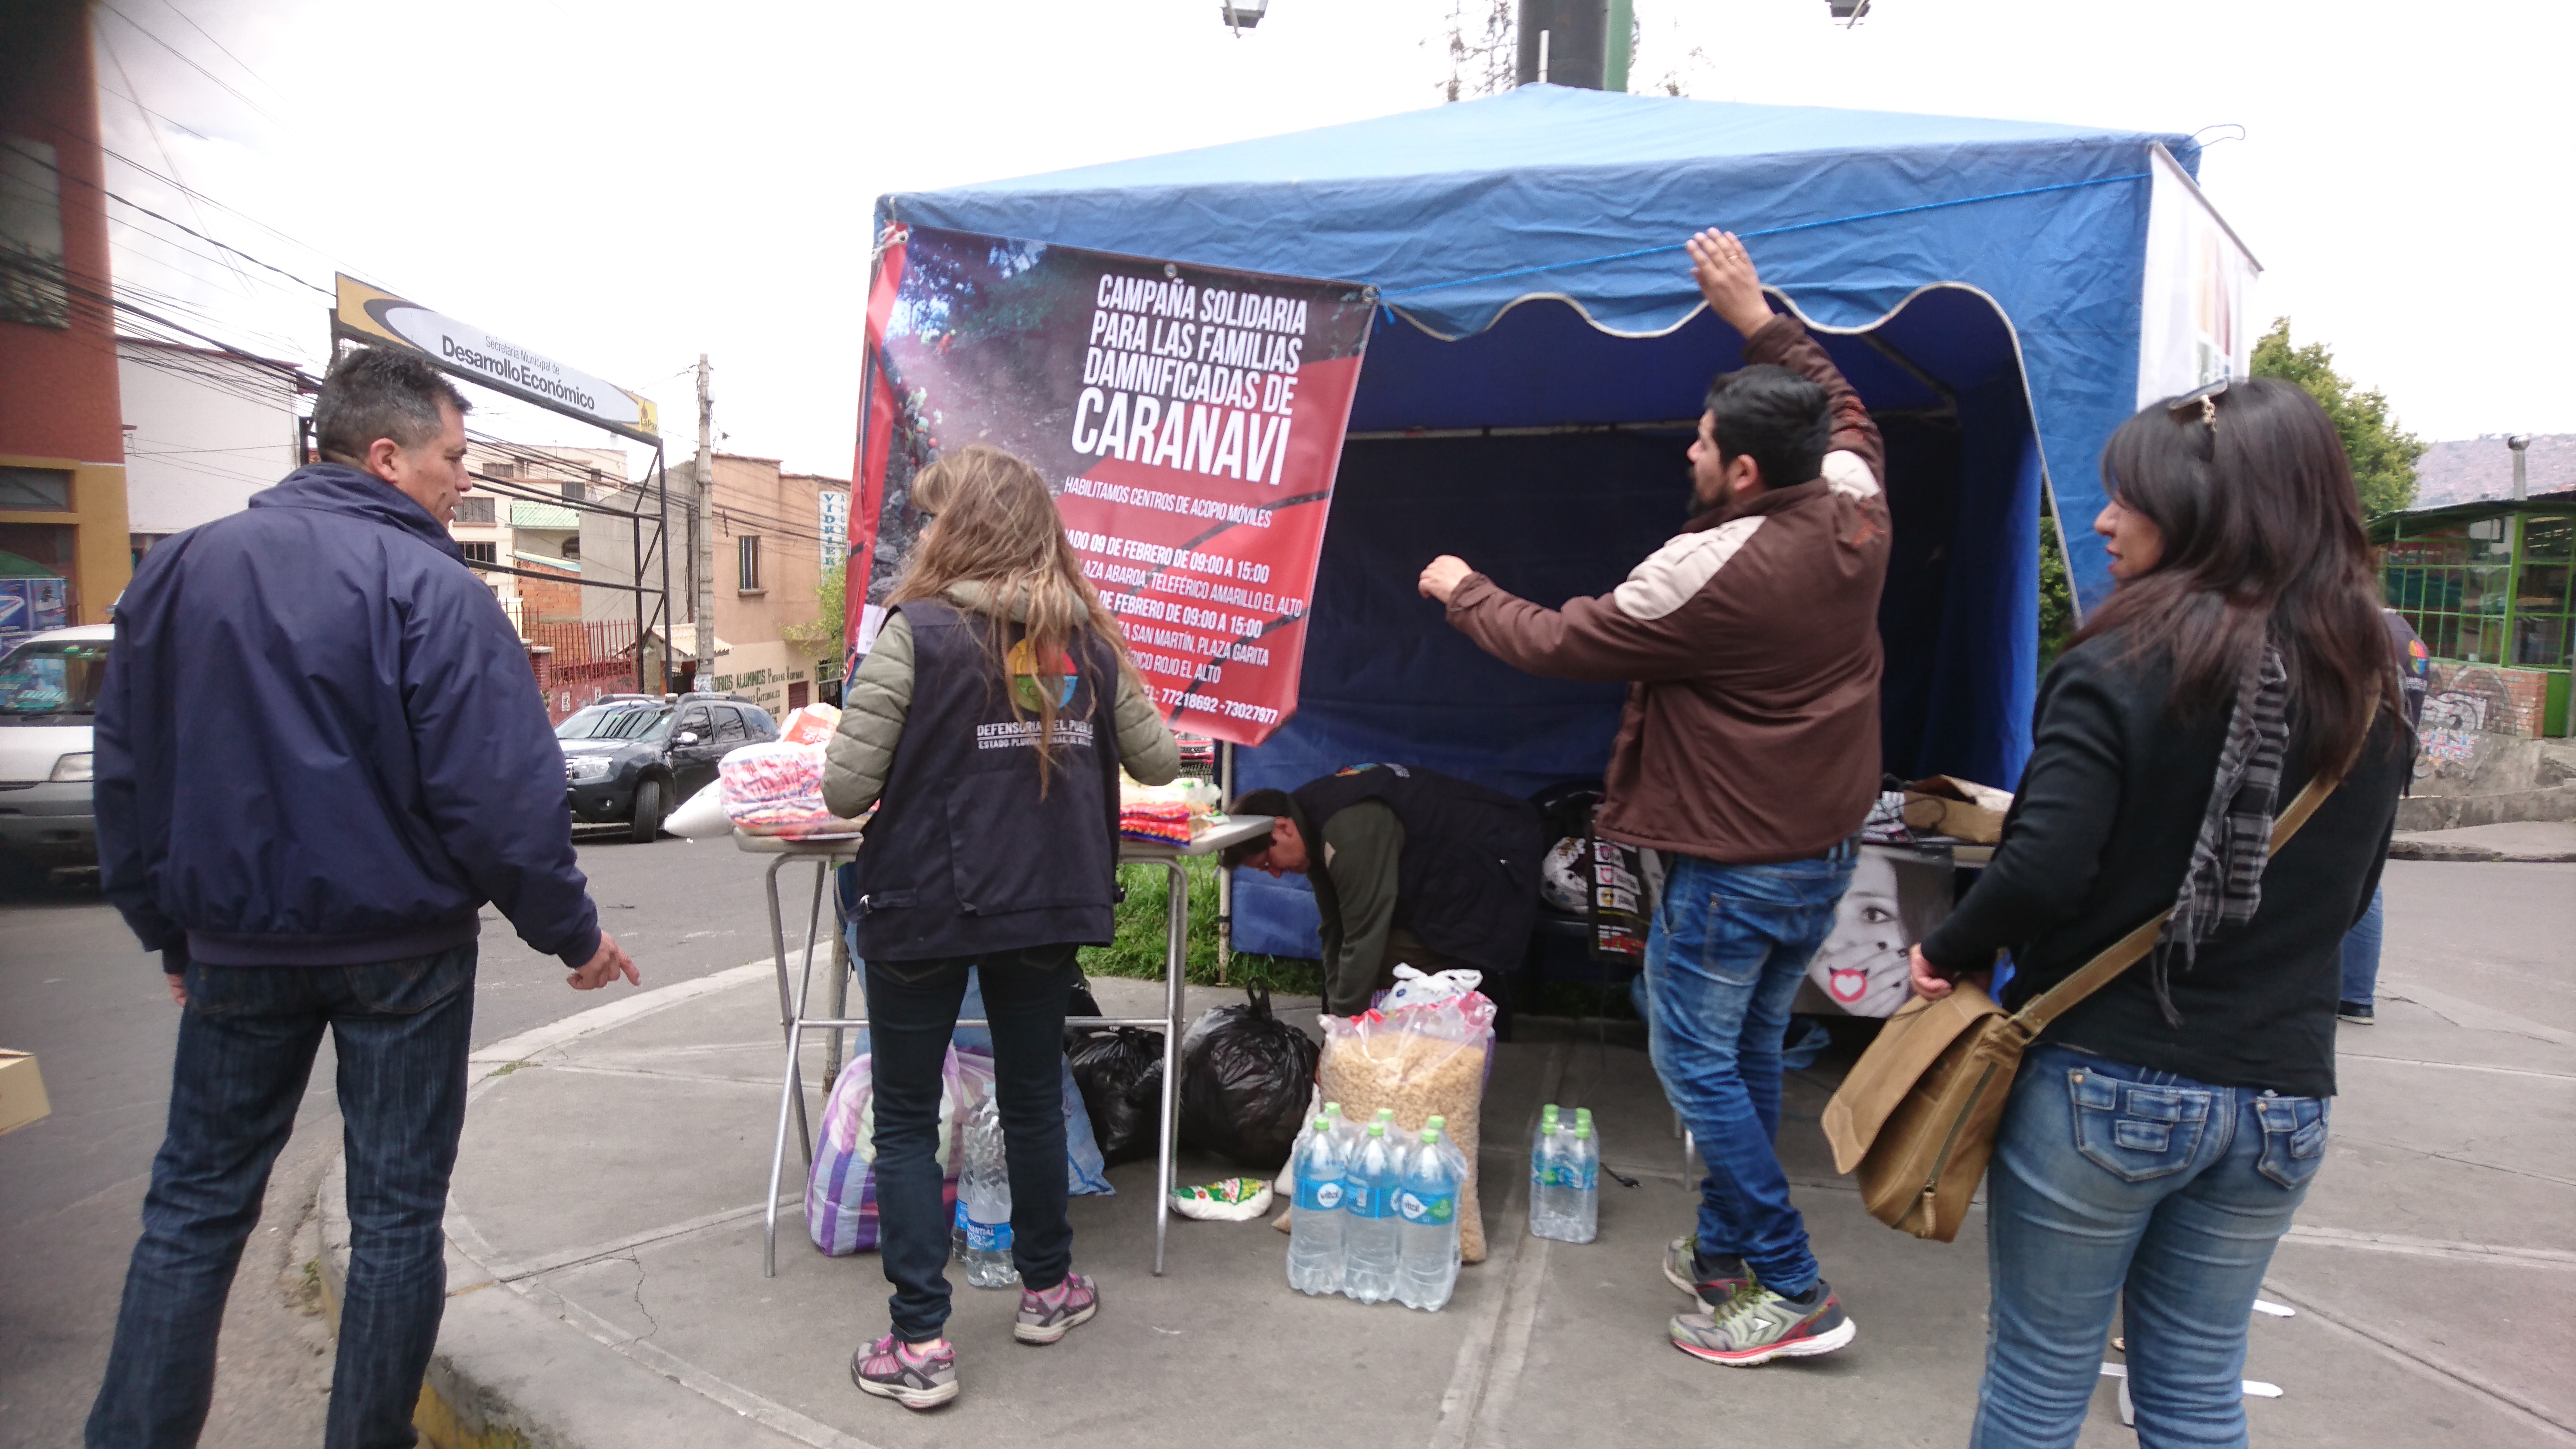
xmin=765 ymin=855 xmax=795 ymax=1037
xmin=824 ymin=886 xmax=850 ymax=1093
xmin=791 ymin=858 xmax=829 ymax=1169
xmin=1155 ymin=858 xmax=1187 ymax=1275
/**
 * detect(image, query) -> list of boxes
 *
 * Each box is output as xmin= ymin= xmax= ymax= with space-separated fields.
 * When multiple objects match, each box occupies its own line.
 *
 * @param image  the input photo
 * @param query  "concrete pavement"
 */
xmin=330 ymin=858 xmax=2576 ymax=1449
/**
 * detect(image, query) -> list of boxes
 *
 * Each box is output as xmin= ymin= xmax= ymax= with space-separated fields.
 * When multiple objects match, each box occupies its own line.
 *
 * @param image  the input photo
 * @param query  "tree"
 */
xmin=780 ymin=557 xmax=846 ymax=681
xmin=1436 ymin=0 xmax=1513 ymax=101
xmin=2250 ymin=317 xmax=2424 ymax=518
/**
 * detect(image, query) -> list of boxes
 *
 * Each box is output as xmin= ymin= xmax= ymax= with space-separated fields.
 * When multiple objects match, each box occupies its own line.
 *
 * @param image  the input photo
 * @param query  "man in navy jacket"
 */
xmin=87 ymin=347 xmax=636 ymax=1449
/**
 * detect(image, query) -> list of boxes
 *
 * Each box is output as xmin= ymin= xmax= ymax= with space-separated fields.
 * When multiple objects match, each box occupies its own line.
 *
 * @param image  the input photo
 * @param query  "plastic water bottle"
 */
xmin=1286 ymin=1116 xmax=1348 ymax=1297
xmin=955 ymin=1098 xmax=1019 ymax=1288
xmin=1395 ymin=1126 xmax=1462 ymax=1311
xmin=1564 ymin=1108 xmax=1601 ymax=1245
xmin=1342 ymin=1122 xmax=1402 ymax=1304
xmin=1529 ymin=1105 xmax=1576 ymax=1241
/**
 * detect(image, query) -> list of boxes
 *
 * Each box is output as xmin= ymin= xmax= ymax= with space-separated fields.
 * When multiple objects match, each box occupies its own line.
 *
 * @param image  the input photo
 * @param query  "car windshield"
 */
xmin=555 ymin=703 xmax=671 ymax=741
xmin=0 ymin=638 xmax=109 ymax=717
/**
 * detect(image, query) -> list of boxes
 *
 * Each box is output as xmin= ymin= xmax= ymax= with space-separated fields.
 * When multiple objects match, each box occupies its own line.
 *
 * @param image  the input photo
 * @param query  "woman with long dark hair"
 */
xmin=1907 ymin=379 xmax=2406 ymax=1446
xmin=821 ymin=445 xmax=1178 ymax=1411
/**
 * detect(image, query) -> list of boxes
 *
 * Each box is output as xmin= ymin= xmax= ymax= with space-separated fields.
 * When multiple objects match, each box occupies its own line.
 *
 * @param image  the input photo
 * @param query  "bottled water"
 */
xmin=1395 ymin=1126 xmax=1462 ymax=1311
xmin=1529 ymin=1105 xmax=1577 ymax=1241
xmin=955 ymin=1097 xmax=1019 ymax=1288
xmin=1286 ymin=1116 xmax=1348 ymax=1297
xmin=1341 ymin=1122 xmax=1402 ymax=1304
xmin=1564 ymin=1108 xmax=1601 ymax=1245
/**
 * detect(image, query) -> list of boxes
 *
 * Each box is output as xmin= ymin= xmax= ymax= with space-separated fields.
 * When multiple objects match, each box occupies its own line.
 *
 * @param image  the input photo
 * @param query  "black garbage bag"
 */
xmin=1065 ymin=1025 xmax=1164 ymax=1166
xmin=1177 ymin=984 xmax=1322 ymax=1169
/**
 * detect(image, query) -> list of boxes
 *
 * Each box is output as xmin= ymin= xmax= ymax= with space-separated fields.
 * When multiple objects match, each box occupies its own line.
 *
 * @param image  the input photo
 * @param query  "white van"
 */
xmin=0 ymin=623 xmax=111 ymax=875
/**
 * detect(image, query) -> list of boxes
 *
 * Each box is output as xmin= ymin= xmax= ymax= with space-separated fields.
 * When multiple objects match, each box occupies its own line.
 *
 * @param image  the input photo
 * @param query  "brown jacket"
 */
xmin=1444 ymin=314 xmax=1890 ymax=864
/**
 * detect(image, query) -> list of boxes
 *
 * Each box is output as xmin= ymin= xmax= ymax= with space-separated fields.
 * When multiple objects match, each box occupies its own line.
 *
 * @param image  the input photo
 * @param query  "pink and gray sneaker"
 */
xmin=1015 ymin=1272 xmax=1099 ymax=1344
xmin=851 ymin=1334 xmax=958 ymax=1410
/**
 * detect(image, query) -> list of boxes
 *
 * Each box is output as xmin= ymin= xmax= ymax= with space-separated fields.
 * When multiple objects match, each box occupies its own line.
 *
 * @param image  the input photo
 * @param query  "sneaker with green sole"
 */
xmin=1668 ymin=1280 xmax=1856 ymax=1366
xmin=1660 ymin=1233 xmax=1757 ymax=1311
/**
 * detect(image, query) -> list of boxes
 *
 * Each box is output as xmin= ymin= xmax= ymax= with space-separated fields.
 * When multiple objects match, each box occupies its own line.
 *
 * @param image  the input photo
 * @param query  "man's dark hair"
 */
xmin=313 ymin=347 xmax=470 ymax=462
xmin=1218 ymin=787 xmax=1294 ymax=869
xmin=1703 ymin=363 xmax=1831 ymax=491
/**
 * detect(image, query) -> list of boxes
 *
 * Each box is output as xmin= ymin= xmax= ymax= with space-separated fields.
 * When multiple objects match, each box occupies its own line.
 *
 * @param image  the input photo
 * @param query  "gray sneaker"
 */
xmin=851 ymin=1334 xmax=958 ymax=1409
xmin=1669 ymin=1281 xmax=1856 ymax=1366
xmin=1661 ymin=1233 xmax=1757 ymax=1312
xmin=1015 ymin=1272 xmax=1099 ymax=1345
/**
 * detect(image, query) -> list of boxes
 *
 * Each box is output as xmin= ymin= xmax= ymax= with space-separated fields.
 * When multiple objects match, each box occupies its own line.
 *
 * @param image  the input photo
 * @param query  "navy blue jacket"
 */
xmin=96 ymin=463 xmax=601 ymax=972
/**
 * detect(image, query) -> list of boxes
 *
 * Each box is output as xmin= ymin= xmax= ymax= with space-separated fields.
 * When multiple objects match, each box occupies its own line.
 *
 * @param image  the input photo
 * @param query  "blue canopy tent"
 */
xmin=886 ymin=85 xmax=2209 ymax=965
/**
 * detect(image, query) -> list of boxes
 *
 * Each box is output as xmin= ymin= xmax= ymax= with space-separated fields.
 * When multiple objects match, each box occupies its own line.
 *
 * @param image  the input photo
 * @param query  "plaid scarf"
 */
xmin=2151 ymin=645 xmax=2291 ymax=1025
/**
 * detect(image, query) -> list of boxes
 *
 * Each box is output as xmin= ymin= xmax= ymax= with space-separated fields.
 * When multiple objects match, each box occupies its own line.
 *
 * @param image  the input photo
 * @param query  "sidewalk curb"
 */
xmin=2387 ymin=839 xmax=2576 ymax=863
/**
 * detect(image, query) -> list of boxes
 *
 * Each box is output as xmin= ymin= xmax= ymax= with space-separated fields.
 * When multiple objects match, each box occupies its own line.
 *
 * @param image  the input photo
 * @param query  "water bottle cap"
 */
xmin=1368 ymin=1122 xmax=1386 ymax=1137
xmin=1426 ymin=1115 xmax=1446 ymax=1130
xmin=1324 ymin=1102 xmax=1343 ymax=1116
xmin=1575 ymin=1108 xmax=1593 ymax=1127
xmin=1542 ymin=1103 xmax=1560 ymax=1119
xmin=1573 ymin=1124 xmax=1591 ymax=1138
xmin=1374 ymin=1108 xmax=1395 ymax=1122
xmin=1314 ymin=1117 xmax=1331 ymax=1133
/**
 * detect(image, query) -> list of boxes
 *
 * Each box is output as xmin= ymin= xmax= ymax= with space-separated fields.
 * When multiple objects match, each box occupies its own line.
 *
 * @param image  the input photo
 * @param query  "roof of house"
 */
xmin=2411 ymin=433 xmax=2576 ymax=509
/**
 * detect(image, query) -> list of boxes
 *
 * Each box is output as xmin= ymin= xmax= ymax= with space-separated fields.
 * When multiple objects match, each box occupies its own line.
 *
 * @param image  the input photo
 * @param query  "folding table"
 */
xmin=749 ymin=814 xmax=1276 ymax=1277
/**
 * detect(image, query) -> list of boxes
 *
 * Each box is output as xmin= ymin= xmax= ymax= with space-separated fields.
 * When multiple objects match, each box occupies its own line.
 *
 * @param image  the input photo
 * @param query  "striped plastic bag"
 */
xmin=806 ymin=1043 xmax=994 ymax=1256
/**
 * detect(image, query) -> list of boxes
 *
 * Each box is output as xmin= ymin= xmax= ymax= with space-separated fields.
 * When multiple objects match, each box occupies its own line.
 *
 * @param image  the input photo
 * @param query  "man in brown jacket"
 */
xmin=1419 ymin=229 xmax=1888 ymax=1367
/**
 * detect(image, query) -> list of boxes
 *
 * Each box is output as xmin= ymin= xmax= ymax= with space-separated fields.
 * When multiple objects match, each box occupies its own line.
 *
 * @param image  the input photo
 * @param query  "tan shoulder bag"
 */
xmin=1821 ymin=768 xmax=2345 ymax=1242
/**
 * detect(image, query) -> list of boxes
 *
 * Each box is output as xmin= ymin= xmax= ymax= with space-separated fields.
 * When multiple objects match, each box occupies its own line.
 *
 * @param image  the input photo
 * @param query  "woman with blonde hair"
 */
xmin=822 ymin=444 xmax=1178 ymax=1411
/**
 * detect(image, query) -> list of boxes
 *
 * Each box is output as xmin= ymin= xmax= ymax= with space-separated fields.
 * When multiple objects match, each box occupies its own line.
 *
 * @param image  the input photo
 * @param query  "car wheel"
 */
xmin=629 ymin=777 xmax=665 ymax=843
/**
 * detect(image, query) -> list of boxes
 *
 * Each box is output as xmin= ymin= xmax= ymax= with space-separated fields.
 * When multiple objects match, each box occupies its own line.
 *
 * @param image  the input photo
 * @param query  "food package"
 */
xmin=1169 ymin=1177 xmax=1275 ymax=1222
xmin=1902 ymin=775 xmax=2014 ymax=845
xmin=778 ymin=702 xmax=841 ymax=746
xmin=1118 ymin=776 xmax=1225 ymax=845
xmin=1311 ymin=969 xmax=1497 ymax=1263
xmin=721 ymin=740 xmax=864 ymax=837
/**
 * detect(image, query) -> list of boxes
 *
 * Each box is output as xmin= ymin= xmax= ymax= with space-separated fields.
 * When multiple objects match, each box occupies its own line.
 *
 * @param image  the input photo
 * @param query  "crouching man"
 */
xmin=1224 ymin=765 xmax=1542 ymax=1018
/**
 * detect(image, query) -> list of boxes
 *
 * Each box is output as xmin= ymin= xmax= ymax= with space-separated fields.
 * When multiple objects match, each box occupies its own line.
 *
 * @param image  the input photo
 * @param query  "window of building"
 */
xmin=738 ymin=535 xmax=762 ymax=592
xmin=0 ymin=466 xmax=71 ymax=511
xmin=459 ymin=542 xmax=498 ymax=565
xmin=485 ymin=460 xmax=519 ymax=480
xmin=560 ymin=479 xmax=585 ymax=503
xmin=0 ymin=137 xmax=69 ymax=328
xmin=562 ymin=536 xmax=580 ymax=559
xmin=2383 ymin=511 xmax=2576 ymax=669
xmin=454 ymin=496 xmax=495 ymax=523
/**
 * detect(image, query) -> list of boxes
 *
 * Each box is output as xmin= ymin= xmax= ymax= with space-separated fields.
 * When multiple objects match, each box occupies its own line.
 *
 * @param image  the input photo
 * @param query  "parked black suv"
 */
xmin=557 ymin=692 xmax=779 ymax=841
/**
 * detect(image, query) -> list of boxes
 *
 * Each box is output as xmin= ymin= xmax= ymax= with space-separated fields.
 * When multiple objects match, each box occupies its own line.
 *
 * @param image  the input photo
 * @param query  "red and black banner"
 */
xmin=846 ymin=224 xmax=1374 ymax=746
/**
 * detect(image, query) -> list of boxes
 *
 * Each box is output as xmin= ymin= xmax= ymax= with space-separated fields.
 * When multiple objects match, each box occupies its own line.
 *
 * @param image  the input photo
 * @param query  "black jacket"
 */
xmin=848 ymin=600 xmax=1123 ymax=961
xmin=96 ymin=464 xmax=600 ymax=971
xmin=1289 ymin=765 xmax=1542 ymax=981
xmin=1920 ymin=630 xmax=2404 ymax=1097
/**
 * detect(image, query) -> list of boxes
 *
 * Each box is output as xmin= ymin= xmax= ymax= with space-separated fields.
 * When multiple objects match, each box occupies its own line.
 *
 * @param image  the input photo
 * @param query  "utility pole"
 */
xmin=1517 ymin=0 xmax=1609 ymax=89
xmin=693 ymin=355 xmax=715 ymax=689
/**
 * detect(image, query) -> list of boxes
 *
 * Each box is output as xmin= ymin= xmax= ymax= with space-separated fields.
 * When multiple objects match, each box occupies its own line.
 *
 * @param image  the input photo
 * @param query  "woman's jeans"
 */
xmin=864 ymin=943 xmax=1077 ymax=1341
xmin=1640 ymin=841 xmax=1856 ymax=1296
xmin=87 ymin=948 xmax=477 ymax=1449
xmin=1973 ymin=1042 xmax=2330 ymax=1449
xmin=2338 ymin=885 xmax=2385 ymax=1008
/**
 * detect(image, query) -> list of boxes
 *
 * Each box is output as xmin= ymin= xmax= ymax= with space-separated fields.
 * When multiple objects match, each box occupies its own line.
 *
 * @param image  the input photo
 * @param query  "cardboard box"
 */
xmin=0 ymin=1051 xmax=50 ymax=1136
xmin=1902 ymin=776 xmax=2015 ymax=845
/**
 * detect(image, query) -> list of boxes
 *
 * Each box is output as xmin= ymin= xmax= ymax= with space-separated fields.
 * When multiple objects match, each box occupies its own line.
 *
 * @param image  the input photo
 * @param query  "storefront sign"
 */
xmin=846 ymin=224 xmax=1374 ymax=746
xmin=330 ymin=275 xmax=661 ymax=445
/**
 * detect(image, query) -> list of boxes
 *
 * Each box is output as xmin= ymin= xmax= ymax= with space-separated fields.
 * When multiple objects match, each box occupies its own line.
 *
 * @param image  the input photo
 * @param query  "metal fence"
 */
xmin=522 ymin=618 xmax=653 ymax=723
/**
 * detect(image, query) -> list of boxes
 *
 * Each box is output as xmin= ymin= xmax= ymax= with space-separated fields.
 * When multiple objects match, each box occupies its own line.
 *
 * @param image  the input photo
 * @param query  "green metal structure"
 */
xmin=2374 ymin=493 xmax=2576 ymax=736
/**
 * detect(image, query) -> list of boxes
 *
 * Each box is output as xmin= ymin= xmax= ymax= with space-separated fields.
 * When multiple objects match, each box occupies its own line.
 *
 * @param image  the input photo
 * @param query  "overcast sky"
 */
xmin=92 ymin=0 xmax=2575 ymax=480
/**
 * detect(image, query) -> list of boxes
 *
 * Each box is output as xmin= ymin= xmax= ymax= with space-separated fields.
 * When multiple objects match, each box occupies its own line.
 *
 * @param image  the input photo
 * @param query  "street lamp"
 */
xmin=1221 ymin=0 xmax=1268 ymax=31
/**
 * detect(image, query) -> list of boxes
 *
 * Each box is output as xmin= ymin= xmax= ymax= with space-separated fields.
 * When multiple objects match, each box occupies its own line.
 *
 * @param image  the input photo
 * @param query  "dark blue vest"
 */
xmin=848 ymin=599 xmax=1124 ymax=961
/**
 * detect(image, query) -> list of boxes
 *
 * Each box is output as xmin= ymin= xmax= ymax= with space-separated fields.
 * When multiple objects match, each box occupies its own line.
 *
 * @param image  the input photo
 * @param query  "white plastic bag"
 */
xmin=664 ymin=781 xmax=731 ymax=839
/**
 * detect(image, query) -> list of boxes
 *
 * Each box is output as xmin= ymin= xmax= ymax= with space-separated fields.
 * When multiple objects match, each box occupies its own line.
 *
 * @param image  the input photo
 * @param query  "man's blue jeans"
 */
xmin=1973 ymin=1042 xmax=2328 ymax=1449
xmin=2338 ymin=884 xmax=2384 ymax=1008
xmin=87 ymin=947 xmax=477 ymax=1449
xmin=1641 ymin=842 xmax=1855 ymax=1296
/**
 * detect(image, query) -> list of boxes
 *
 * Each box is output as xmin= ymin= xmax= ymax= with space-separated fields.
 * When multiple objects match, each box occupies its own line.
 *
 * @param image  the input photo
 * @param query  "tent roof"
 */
xmin=891 ymin=86 xmax=2203 ymax=604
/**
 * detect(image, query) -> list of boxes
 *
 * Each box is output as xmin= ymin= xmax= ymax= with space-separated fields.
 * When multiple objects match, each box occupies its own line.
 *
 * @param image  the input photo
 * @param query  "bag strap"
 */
xmin=2006 ymin=755 xmax=2351 ymax=1039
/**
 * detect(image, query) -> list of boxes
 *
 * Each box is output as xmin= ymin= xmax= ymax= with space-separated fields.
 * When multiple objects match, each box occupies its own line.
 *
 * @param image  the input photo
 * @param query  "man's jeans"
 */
xmin=863 ymin=943 xmax=1077 ymax=1342
xmin=2338 ymin=884 xmax=2385 ymax=1008
xmin=1641 ymin=842 xmax=1855 ymax=1297
xmin=1973 ymin=1042 xmax=2328 ymax=1449
xmin=88 ymin=947 xmax=477 ymax=1449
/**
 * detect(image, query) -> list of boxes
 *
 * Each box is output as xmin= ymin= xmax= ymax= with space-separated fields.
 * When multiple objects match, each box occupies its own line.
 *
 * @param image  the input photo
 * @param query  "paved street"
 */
xmin=3 ymin=851 xmax=2571 ymax=1448
xmin=0 ymin=829 xmax=787 ymax=1449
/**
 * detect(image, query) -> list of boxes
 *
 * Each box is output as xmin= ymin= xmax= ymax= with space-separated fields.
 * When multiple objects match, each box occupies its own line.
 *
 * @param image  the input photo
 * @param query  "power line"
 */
xmin=0 ymin=133 xmax=335 ymax=298
xmin=154 ymin=0 xmax=292 ymax=106
xmin=91 ymin=0 xmax=287 ymax=129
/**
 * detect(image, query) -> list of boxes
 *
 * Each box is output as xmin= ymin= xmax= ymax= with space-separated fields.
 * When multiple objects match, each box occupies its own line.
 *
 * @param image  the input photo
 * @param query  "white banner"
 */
xmin=2135 ymin=145 xmax=2261 ymax=409
xmin=333 ymin=276 xmax=660 ymax=443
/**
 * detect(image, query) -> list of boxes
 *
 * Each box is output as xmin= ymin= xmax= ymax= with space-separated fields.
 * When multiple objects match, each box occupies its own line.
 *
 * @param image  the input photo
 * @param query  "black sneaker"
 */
xmin=2338 ymin=1001 xmax=2375 ymax=1025
xmin=1661 ymin=1234 xmax=1756 ymax=1312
